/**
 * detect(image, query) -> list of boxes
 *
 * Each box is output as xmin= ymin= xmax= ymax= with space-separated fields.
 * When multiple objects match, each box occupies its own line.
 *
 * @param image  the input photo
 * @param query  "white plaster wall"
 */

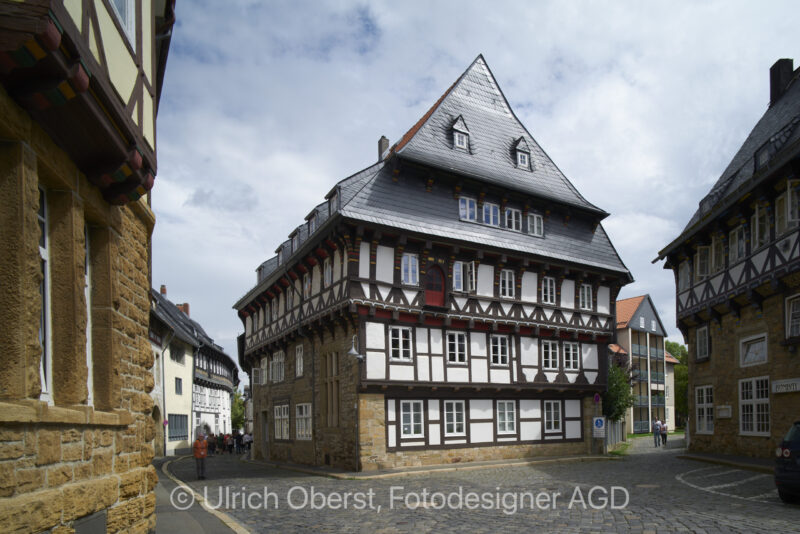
xmin=376 ymin=245 xmax=394 ymax=283
xmin=521 ymin=271 xmax=538 ymax=302
xmin=470 ymin=332 xmax=487 ymax=356
xmin=447 ymin=367 xmax=469 ymax=382
xmin=561 ymin=279 xmax=575 ymax=309
xmin=582 ymin=344 xmax=599 ymax=370
xmin=471 ymin=358 xmax=488 ymax=382
xmin=565 ymin=399 xmax=581 ymax=418
xmin=430 ymin=329 xmax=443 ymax=354
xmin=520 ymin=336 xmax=538 ymax=366
xmin=359 ymin=241 xmax=370 ymax=278
xmin=390 ymin=365 xmax=414 ymax=381
xmin=416 ymin=327 xmax=429 ymax=353
xmin=469 ymin=399 xmax=493 ymax=419
xmin=470 ymin=422 xmax=493 ymax=443
xmin=597 ymin=286 xmax=610 ymax=314
xmin=366 ymin=351 xmax=386 ymax=379
xmin=566 ymin=420 xmax=581 ymax=439
xmin=477 ymin=264 xmax=494 ymax=297
xmin=365 ymin=322 xmax=385 ymax=350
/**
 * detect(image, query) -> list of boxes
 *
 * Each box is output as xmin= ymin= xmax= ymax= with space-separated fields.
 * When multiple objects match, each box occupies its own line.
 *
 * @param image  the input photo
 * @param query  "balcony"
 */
xmin=650 ymin=372 xmax=665 ymax=384
xmin=651 ymin=395 xmax=665 ymax=406
xmin=633 ymin=395 xmax=649 ymax=407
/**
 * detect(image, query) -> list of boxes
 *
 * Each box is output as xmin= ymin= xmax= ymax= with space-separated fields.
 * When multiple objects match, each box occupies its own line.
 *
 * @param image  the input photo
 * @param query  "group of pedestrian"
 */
xmin=192 ymin=430 xmax=253 ymax=479
xmin=652 ymin=418 xmax=668 ymax=447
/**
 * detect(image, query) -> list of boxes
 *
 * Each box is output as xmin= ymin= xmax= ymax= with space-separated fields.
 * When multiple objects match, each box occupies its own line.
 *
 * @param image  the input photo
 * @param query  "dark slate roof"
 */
xmin=659 ymin=65 xmax=800 ymax=258
xmin=392 ymin=55 xmax=607 ymax=217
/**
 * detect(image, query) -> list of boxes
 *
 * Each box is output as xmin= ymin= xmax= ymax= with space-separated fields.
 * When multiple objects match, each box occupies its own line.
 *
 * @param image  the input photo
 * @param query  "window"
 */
xmin=401 ymin=253 xmax=419 ymax=285
xmin=296 ymin=404 xmax=312 ymax=440
xmin=270 ymin=351 xmax=284 ymax=382
xmin=446 ymin=332 xmax=467 ymax=363
xmin=323 ymin=258 xmax=332 ymax=287
xmin=786 ymin=295 xmax=800 ymax=338
xmin=483 ymin=203 xmax=500 ymax=226
xmin=729 ymin=225 xmax=746 ymax=264
xmin=325 ymin=353 xmax=339 ymax=427
xmin=677 ymin=261 xmax=690 ymax=291
xmin=517 ymin=151 xmax=529 ymax=168
xmin=777 ymin=193 xmax=788 ymax=235
xmin=544 ymin=400 xmax=561 ymax=432
xmin=695 ymin=386 xmax=714 ymax=434
xmin=499 ymin=269 xmax=515 ymax=298
xmin=296 ymin=345 xmax=304 ymax=377
xmin=695 ymin=246 xmax=710 ymax=281
xmin=38 ymin=187 xmax=52 ymax=404
xmin=444 ymin=400 xmax=466 ymax=436
xmin=303 ymin=273 xmax=311 ymax=299
xmin=309 ymin=215 xmax=317 ymax=235
xmin=651 ymin=320 xmax=656 ymax=332
xmin=274 ymin=405 xmax=289 ymax=440
xmin=542 ymin=340 xmax=559 ymax=370
xmin=292 ymin=234 xmax=299 ymax=253
xmin=528 ymin=213 xmax=544 ymax=237
xmin=711 ymin=235 xmax=724 ymax=273
xmin=497 ymin=401 xmax=516 ymax=434
xmin=459 ymin=197 xmax=477 ymax=222
xmin=286 ymin=287 xmax=294 ymax=309
xmin=751 ymin=204 xmax=769 ymax=250
xmin=174 ymin=377 xmax=182 ymax=395
xmin=505 ymin=208 xmax=522 ymax=231
xmin=170 ymin=345 xmax=185 ymax=365
xmin=277 ymin=248 xmax=283 ymax=266
xmin=542 ymin=276 xmax=556 ymax=305
xmin=490 ymin=335 xmax=509 ymax=365
xmin=272 ymin=299 xmax=278 ymax=321
xmin=400 ymin=400 xmax=424 ymax=438
xmin=110 ymin=0 xmax=135 ymax=44
xmin=740 ymin=334 xmax=767 ymax=367
xmin=563 ymin=342 xmax=580 ymax=371
xmin=579 ymin=284 xmax=592 ymax=310
xmin=639 ymin=316 xmax=645 ymax=329
xmin=696 ymin=326 xmax=709 ymax=361
xmin=452 ymin=261 xmax=475 ymax=292
xmin=454 ymin=131 xmax=468 ymax=149
xmin=740 ymin=377 xmax=769 ymax=436
xmin=390 ymin=327 xmax=412 ymax=360
xmin=167 ymin=414 xmax=188 ymax=441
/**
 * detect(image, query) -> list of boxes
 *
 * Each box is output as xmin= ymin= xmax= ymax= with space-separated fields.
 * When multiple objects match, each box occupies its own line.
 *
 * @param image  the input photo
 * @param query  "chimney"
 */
xmin=378 ymin=135 xmax=389 ymax=161
xmin=770 ymin=58 xmax=794 ymax=107
xmin=160 ymin=284 xmax=167 ymax=296
xmin=177 ymin=303 xmax=190 ymax=317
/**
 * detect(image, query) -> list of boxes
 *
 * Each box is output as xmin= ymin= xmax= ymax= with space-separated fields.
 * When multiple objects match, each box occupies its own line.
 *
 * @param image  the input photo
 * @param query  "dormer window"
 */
xmin=451 ymin=116 xmax=470 ymax=151
xmin=291 ymin=234 xmax=299 ymax=252
xmin=514 ymin=137 xmax=531 ymax=170
xmin=277 ymin=249 xmax=283 ymax=266
xmin=517 ymin=151 xmax=529 ymax=168
xmin=309 ymin=214 xmax=316 ymax=234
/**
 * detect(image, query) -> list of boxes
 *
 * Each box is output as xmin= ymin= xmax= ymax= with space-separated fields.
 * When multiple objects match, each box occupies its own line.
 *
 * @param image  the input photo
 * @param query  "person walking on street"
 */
xmin=193 ymin=432 xmax=208 ymax=480
xmin=653 ymin=419 xmax=661 ymax=447
xmin=661 ymin=422 xmax=668 ymax=446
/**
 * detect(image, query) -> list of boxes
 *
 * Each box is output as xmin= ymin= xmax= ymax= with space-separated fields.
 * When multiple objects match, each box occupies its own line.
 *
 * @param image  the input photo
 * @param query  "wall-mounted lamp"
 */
xmin=347 ymin=334 xmax=364 ymax=361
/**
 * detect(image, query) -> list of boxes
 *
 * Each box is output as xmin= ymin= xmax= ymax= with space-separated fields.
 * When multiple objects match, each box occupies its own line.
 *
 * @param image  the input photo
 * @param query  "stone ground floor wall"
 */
xmin=359 ymin=394 xmax=596 ymax=471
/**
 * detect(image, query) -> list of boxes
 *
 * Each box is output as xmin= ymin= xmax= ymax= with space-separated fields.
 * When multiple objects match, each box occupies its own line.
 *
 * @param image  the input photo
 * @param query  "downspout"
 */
xmin=192 ymin=342 xmax=202 ymax=440
xmin=160 ymin=329 xmax=175 ymax=457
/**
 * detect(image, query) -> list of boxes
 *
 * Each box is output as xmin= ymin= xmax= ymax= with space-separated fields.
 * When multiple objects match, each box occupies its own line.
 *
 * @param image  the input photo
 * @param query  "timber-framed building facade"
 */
xmin=657 ymin=59 xmax=800 ymax=458
xmin=235 ymin=55 xmax=632 ymax=471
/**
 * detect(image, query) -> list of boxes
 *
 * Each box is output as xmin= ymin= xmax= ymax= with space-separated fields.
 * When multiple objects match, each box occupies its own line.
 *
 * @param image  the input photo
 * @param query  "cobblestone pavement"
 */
xmin=166 ymin=440 xmax=799 ymax=533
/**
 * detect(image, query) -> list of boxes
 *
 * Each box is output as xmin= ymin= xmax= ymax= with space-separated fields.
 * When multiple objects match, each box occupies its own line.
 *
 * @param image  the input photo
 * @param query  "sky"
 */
xmin=151 ymin=0 xmax=798 ymax=386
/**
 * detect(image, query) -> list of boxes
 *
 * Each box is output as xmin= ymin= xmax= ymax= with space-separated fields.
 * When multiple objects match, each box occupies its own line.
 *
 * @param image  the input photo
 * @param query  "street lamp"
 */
xmin=347 ymin=334 xmax=364 ymax=361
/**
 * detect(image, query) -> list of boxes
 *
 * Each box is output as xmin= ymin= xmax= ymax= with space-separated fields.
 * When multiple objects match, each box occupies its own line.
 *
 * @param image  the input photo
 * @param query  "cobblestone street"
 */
xmin=161 ymin=436 xmax=799 ymax=533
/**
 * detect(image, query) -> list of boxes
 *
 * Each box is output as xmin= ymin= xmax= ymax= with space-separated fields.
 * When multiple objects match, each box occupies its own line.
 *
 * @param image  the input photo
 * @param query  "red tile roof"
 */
xmin=615 ymin=295 xmax=646 ymax=329
xmin=665 ymin=351 xmax=680 ymax=365
xmin=608 ymin=343 xmax=627 ymax=355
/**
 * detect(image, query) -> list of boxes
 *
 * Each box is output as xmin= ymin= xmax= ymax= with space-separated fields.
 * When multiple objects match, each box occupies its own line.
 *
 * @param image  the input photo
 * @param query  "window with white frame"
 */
xmin=401 ymin=253 xmax=419 ymax=285
xmin=639 ymin=316 xmax=645 ymax=329
xmin=651 ymin=320 xmax=656 ymax=332
xmin=454 ymin=131 xmax=468 ymax=150
xmin=695 ymin=246 xmax=710 ymax=281
xmin=528 ymin=213 xmax=544 ymax=237
xmin=483 ymin=203 xmax=500 ymax=226
xmin=400 ymin=400 xmax=424 ymax=438
xmin=443 ymin=400 xmax=465 ymax=436
xmin=446 ymin=332 xmax=467 ymax=363
xmin=323 ymin=258 xmax=332 ymax=287
xmin=579 ymin=284 xmax=592 ymax=310
xmin=711 ymin=235 xmax=724 ymax=273
xmin=695 ymin=385 xmax=713 ymax=434
xmin=296 ymin=403 xmax=312 ymax=440
xmin=167 ymin=414 xmax=188 ymax=441
xmin=271 ymin=351 xmax=285 ymax=382
xmin=740 ymin=334 xmax=766 ymax=367
xmin=309 ymin=215 xmax=316 ymax=235
xmin=286 ymin=287 xmax=294 ymax=309
xmin=390 ymin=327 xmax=412 ymax=360
xmin=739 ymin=377 xmax=769 ymax=436
xmin=786 ymin=295 xmax=800 ymax=338
xmin=497 ymin=400 xmax=516 ymax=434
xmin=542 ymin=340 xmax=559 ymax=370
xmin=274 ymin=405 xmax=289 ymax=440
xmin=459 ymin=197 xmax=477 ymax=222
xmin=696 ymin=326 xmax=709 ymax=361
xmin=678 ymin=261 xmax=690 ymax=291
xmin=542 ymin=276 xmax=556 ymax=305
xmin=110 ymin=0 xmax=135 ymax=44
xmin=563 ymin=342 xmax=580 ymax=371
xmin=272 ymin=299 xmax=278 ymax=321
xmin=292 ymin=234 xmax=299 ymax=252
xmin=277 ymin=248 xmax=283 ymax=266
xmin=175 ymin=377 xmax=182 ymax=395
xmin=751 ymin=204 xmax=769 ymax=250
xmin=296 ymin=345 xmax=304 ymax=377
xmin=777 ymin=192 xmax=788 ymax=235
xmin=505 ymin=208 xmax=522 ymax=231
xmin=490 ymin=335 xmax=509 ymax=365
xmin=38 ymin=187 xmax=52 ymax=404
xmin=729 ymin=225 xmax=746 ymax=264
xmin=544 ymin=400 xmax=561 ymax=432
xmin=303 ymin=273 xmax=311 ymax=299
xmin=499 ymin=269 xmax=515 ymax=298
xmin=516 ymin=151 xmax=529 ymax=168
xmin=452 ymin=260 xmax=476 ymax=292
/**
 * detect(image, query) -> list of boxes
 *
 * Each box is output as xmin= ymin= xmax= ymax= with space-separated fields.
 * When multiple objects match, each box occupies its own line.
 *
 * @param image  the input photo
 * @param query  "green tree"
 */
xmin=603 ymin=357 xmax=634 ymax=422
xmin=666 ymin=340 xmax=688 ymax=427
xmin=231 ymin=390 xmax=245 ymax=431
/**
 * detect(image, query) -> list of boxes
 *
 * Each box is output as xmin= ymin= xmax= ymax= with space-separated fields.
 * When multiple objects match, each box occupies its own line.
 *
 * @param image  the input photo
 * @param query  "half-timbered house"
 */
xmin=235 ymin=55 xmax=632 ymax=471
xmin=656 ymin=58 xmax=800 ymax=458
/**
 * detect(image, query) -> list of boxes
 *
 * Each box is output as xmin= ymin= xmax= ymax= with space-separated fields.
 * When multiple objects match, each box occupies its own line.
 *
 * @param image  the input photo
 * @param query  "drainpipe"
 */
xmin=160 ymin=329 xmax=175 ymax=457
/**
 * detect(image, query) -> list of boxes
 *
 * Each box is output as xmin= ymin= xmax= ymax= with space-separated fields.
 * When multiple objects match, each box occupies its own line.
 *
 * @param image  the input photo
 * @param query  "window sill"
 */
xmin=0 ymin=400 xmax=133 ymax=426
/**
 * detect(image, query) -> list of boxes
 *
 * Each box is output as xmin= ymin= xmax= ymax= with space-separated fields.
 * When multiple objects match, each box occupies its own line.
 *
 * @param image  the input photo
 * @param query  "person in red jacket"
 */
xmin=193 ymin=432 xmax=208 ymax=480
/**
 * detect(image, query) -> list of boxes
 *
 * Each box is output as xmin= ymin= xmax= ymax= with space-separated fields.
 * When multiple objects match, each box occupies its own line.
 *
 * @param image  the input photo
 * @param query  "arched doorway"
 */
xmin=424 ymin=266 xmax=445 ymax=307
xmin=152 ymin=405 xmax=164 ymax=458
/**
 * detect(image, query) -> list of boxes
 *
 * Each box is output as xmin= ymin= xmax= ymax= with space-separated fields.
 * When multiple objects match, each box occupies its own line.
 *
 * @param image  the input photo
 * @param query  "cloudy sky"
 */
xmin=151 ymin=0 xmax=797 ymax=385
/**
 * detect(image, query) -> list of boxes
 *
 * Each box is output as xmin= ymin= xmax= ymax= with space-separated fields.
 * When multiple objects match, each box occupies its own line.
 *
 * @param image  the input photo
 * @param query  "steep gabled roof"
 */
xmin=615 ymin=295 xmax=646 ymax=329
xmin=391 ymin=55 xmax=606 ymax=217
xmin=615 ymin=294 xmax=667 ymax=335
